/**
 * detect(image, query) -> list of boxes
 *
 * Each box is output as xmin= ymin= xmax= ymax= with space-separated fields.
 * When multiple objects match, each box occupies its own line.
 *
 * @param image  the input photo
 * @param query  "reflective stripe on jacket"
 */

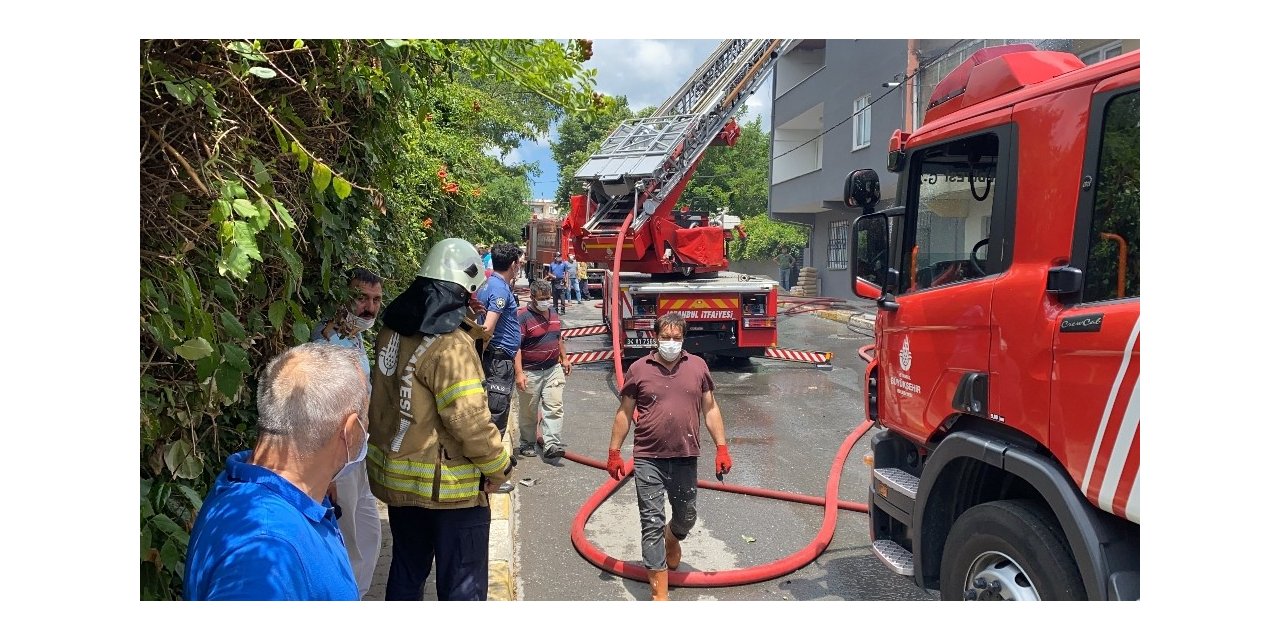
xmin=367 ymin=322 xmax=512 ymax=510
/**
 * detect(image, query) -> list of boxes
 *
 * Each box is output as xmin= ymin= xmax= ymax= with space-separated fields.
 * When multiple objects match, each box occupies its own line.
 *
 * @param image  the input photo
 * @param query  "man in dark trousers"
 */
xmin=547 ymin=251 xmax=569 ymax=314
xmin=479 ymin=242 xmax=523 ymax=493
xmin=606 ymin=312 xmax=733 ymax=600
xmin=367 ymin=238 xmax=515 ymax=600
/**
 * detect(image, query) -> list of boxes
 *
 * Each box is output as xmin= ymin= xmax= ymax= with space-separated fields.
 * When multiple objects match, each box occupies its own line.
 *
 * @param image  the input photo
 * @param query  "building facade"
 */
xmin=767 ymin=38 xmax=1138 ymax=298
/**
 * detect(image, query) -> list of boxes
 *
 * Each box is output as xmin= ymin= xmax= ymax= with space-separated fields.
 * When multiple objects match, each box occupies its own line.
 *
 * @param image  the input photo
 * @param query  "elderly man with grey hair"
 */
xmin=184 ymin=342 xmax=369 ymax=600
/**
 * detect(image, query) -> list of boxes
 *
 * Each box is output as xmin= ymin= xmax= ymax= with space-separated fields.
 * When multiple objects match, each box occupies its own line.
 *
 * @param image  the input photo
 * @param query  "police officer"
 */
xmin=367 ymin=238 xmax=515 ymax=601
xmin=478 ymin=242 xmax=522 ymax=494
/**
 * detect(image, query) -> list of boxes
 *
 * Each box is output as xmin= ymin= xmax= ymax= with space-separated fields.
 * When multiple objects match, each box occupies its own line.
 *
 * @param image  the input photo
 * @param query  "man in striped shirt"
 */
xmin=514 ymin=279 xmax=572 ymax=459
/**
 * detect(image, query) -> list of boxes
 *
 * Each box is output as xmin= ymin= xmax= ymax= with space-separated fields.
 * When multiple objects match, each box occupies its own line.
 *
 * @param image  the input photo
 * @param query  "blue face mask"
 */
xmin=336 ymin=415 xmax=369 ymax=480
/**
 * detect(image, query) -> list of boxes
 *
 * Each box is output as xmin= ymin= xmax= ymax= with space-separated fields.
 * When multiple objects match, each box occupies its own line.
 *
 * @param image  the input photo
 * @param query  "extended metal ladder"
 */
xmin=575 ymin=39 xmax=793 ymax=236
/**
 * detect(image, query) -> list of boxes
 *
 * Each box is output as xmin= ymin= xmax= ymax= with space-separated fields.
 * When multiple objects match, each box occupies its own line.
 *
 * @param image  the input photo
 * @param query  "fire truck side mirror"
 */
xmin=1046 ymin=266 xmax=1084 ymax=296
xmin=853 ymin=213 xmax=896 ymax=311
xmin=845 ymin=169 xmax=881 ymax=212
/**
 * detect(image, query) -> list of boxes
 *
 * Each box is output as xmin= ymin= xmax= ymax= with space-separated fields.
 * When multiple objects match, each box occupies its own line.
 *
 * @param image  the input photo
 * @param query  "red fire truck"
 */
xmin=848 ymin=44 xmax=1139 ymax=600
xmin=522 ymin=214 xmax=562 ymax=283
xmin=561 ymin=40 xmax=831 ymax=367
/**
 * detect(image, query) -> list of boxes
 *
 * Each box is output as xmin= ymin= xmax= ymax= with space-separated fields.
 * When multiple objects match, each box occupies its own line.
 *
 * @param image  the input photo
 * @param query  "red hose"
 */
xmin=608 ymin=212 xmax=633 ymax=385
xmin=554 ymin=223 xmax=878 ymax=587
xmin=565 ymin=421 xmax=872 ymax=586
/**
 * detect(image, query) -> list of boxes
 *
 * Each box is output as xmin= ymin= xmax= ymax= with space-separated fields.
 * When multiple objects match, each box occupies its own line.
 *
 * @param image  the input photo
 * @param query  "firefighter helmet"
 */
xmin=417 ymin=238 xmax=486 ymax=292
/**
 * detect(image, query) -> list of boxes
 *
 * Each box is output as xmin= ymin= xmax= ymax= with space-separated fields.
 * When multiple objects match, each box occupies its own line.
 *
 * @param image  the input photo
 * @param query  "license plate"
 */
xmin=624 ymin=338 xmax=657 ymax=348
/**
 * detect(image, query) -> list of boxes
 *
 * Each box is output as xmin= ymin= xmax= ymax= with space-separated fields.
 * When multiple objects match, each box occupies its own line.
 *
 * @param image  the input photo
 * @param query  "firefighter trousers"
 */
xmin=385 ymin=504 xmax=491 ymax=601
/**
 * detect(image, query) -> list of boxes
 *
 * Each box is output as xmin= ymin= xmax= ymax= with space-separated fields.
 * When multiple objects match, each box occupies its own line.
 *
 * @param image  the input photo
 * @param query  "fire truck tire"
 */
xmin=939 ymin=499 xmax=1085 ymax=601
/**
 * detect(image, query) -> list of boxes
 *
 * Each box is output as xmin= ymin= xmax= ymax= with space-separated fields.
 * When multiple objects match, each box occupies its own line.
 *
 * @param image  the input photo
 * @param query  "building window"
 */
xmin=852 ymin=94 xmax=871 ymax=151
xmin=828 ymin=219 xmax=850 ymax=270
xmin=1080 ymin=41 xmax=1124 ymax=65
xmin=1082 ymin=90 xmax=1139 ymax=303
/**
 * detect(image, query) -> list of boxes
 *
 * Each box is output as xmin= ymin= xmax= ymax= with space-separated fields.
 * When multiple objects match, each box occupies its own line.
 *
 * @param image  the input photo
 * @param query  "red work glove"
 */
xmin=715 ymin=445 xmax=732 ymax=476
xmin=606 ymin=449 xmax=626 ymax=480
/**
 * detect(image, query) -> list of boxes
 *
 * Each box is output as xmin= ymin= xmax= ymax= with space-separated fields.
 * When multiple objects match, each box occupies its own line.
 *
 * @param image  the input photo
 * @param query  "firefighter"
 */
xmin=367 ymin=238 xmax=516 ymax=601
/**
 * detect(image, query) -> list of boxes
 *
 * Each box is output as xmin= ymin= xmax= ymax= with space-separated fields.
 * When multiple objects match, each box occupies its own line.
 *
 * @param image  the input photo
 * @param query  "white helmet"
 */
xmin=418 ymin=238 xmax=486 ymax=293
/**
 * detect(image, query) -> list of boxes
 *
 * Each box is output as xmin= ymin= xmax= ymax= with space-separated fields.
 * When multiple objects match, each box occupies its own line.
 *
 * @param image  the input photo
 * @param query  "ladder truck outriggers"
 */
xmin=561 ymin=39 xmax=831 ymax=367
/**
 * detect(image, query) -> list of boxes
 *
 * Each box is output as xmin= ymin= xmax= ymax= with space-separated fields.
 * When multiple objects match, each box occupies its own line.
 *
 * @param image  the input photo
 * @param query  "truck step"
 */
xmin=873 ymin=467 xmax=919 ymax=500
xmin=871 ymin=539 xmax=914 ymax=576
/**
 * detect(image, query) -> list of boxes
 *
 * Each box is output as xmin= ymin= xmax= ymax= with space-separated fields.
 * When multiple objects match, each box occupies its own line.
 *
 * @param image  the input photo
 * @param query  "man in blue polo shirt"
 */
xmin=548 ymin=252 xmax=569 ymax=314
xmin=184 ymin=342 xmax=369 ymax=600
xmin=479 ymin=242 xmax=523 ymax=493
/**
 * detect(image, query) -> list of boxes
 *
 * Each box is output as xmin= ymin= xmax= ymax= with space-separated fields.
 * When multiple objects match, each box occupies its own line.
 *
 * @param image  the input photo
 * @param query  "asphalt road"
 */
xmin=510 ymin=298 xmax=937 ymax=601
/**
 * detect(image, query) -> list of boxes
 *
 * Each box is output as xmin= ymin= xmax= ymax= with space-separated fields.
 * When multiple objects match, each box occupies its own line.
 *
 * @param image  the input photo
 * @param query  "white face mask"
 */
xmin=336 ymin=416 xmax=369 ymax=480
xmin=657 ymin=340 xmax=683 ymax=361
xmin=347 ymin=309 xmax=376 ymax=333
xmin=535 ymin=299 xmax=552 ymax=312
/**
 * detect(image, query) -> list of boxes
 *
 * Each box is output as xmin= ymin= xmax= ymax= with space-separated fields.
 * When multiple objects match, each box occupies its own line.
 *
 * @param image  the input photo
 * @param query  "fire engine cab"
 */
xmin=848 ymin=44 xmax=1139 ymax=600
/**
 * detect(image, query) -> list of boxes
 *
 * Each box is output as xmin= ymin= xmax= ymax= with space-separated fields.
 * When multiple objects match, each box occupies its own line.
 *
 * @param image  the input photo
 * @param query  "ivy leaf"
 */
xmin=226 ymin=41 xmax=267 ymax=62
xmin=172 ymin=484 xmax=203 ymax=514
xmin=160 ymin=539 xmax=181 ymax=573
xmin=250 ymin=199 xmax=273 ymax=232
xmin=332 ymin=176 xmax=352 ymax=200
xmin=248 ymin=66 xmax=277 ymax=79
xmin=250 ymin=156 xmax=271 ymax=192
xmin=174 ymin=337 xmax=214 ymax=361
xmin=231 ymin=221 xmax=263 ymax=263
xmin=268 ymin=300 xmax=287 ymax=331
xmin=291 ymin=141 xmax=310 ymax=173
xmin=161 ymin=81 xmax=195 ymax=106
xmin=214 ymin=364 xmax=243 ymax=400
xmin=312 ymin=162 xmax=332 ymax=192
xmin=292 ymin=320 xmax=311 ymax=345
xmin=384 ymin=39 xmax=407 ymax=48
xmin=231 ymin=198 xmax=259 ymax=220
xmin=141 ymin=526 xmax=153 ymax=560
xmin=218 ymin=311 xmax=246 ymax=340
xmin=293 ymin=39 xmax=305 ymax=50
xmin=271 ymin=198 xmax=296 ymax=230
xmin=209 ymin=199 xmax=231 ymax=224
xmin=222 ymin=343 xmax=251 ymax=373
xmin=163 ymin=440 xmax=203 ymax=480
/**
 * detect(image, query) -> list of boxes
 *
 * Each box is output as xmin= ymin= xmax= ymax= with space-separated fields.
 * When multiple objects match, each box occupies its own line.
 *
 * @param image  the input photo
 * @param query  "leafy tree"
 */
xmin=551 ymin=96 xmax=634 ymax=209
xmin=676 ymin=112 xmax=770 ymax=219
xmin=728 ymin=214 xmax=809 ymax=261
xmin=139 ymin=38 xmax=604 ymax=600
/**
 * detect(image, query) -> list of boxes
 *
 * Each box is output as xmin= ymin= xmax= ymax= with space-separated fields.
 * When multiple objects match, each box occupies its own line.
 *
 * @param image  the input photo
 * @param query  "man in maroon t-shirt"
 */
xmin=606 ymin=312 xmax=732 ymax=600
xmin=514 ymin=279 xmax=572 ymax=459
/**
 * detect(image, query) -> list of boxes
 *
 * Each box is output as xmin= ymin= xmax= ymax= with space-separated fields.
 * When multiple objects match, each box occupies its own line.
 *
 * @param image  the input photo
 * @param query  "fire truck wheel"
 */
xmin=939 ymin=499 xmax=1085 ymax=601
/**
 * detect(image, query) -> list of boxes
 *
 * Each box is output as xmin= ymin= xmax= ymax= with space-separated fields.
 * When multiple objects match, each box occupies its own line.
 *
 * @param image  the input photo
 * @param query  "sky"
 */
xmin=503 ymin=39 xmax=775 ymax=201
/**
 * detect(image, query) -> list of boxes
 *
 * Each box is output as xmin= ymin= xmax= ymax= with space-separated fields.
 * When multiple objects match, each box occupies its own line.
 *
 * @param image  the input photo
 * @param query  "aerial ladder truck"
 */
xmin=560 ymin=39 xmax=832 ymax=366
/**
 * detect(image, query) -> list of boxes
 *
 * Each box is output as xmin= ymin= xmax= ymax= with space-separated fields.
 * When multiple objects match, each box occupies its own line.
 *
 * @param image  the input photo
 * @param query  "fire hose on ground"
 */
xmin=539 ymin=213 xmax=879 ymax=587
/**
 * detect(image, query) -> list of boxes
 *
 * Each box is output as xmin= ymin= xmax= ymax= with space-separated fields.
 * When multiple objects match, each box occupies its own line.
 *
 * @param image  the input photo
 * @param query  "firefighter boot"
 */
xmin=648 ymin=569 xmax=669 ymax=600
xmin=664 ymin=524 xmax=682 ymax=571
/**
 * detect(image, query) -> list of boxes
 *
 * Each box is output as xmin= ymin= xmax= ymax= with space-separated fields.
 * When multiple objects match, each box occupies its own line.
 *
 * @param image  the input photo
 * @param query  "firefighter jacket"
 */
xmin=366 ymin=320 xmax=513 ymax=509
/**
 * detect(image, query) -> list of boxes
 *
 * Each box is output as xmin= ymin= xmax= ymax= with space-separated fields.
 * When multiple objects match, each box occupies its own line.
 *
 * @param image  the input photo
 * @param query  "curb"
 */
xmin=487 ymin=416 xmax=516 ymax=601
xmin=814 ymin=308 xmax=876 ymax=332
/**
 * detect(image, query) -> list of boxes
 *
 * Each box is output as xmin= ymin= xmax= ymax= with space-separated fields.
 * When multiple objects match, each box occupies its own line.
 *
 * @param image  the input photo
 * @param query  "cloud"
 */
xmin=585 ymin=39 xmax=721 ymax=110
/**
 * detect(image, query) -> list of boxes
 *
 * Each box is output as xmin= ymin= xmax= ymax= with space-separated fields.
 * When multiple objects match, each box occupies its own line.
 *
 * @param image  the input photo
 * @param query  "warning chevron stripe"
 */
xmin=562 ymin=324 xmax=609 ymax=338
xmin=564 ymin=349 xmax=614 ymax=365
xmin=763 ymin=348 xmax=832 ymax=364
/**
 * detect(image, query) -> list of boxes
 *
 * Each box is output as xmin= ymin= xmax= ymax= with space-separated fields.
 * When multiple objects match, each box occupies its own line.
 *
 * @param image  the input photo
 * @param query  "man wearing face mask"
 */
xmin=606 ymin=312 xmax=732 ymax=600
xmin=514 ymin=279 xmax=571 ymax=459
xmin=368 ymin=238 xmax=515 ymax=601
xmin=184 ymin=342 xmax=368 ymax=600
xmin=310 ymin=267 xmax=383 ymax=599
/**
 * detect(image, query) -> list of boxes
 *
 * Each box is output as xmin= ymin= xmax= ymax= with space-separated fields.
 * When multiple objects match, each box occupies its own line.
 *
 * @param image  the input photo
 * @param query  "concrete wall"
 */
xmin=769 ymin=39 xmax=908 ymax=299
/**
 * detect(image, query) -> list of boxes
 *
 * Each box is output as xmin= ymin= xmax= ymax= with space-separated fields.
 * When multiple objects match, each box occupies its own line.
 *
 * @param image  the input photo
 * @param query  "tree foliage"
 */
xmin=550 ymin=96 xmax=634 ymax=209
xmin=728 ymin=214 xmax=809 ymax=261
xmin=676 ymin=112 xmax=770 ymax=219
xmin=139 ymin=38 xmax=603 ymax=600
